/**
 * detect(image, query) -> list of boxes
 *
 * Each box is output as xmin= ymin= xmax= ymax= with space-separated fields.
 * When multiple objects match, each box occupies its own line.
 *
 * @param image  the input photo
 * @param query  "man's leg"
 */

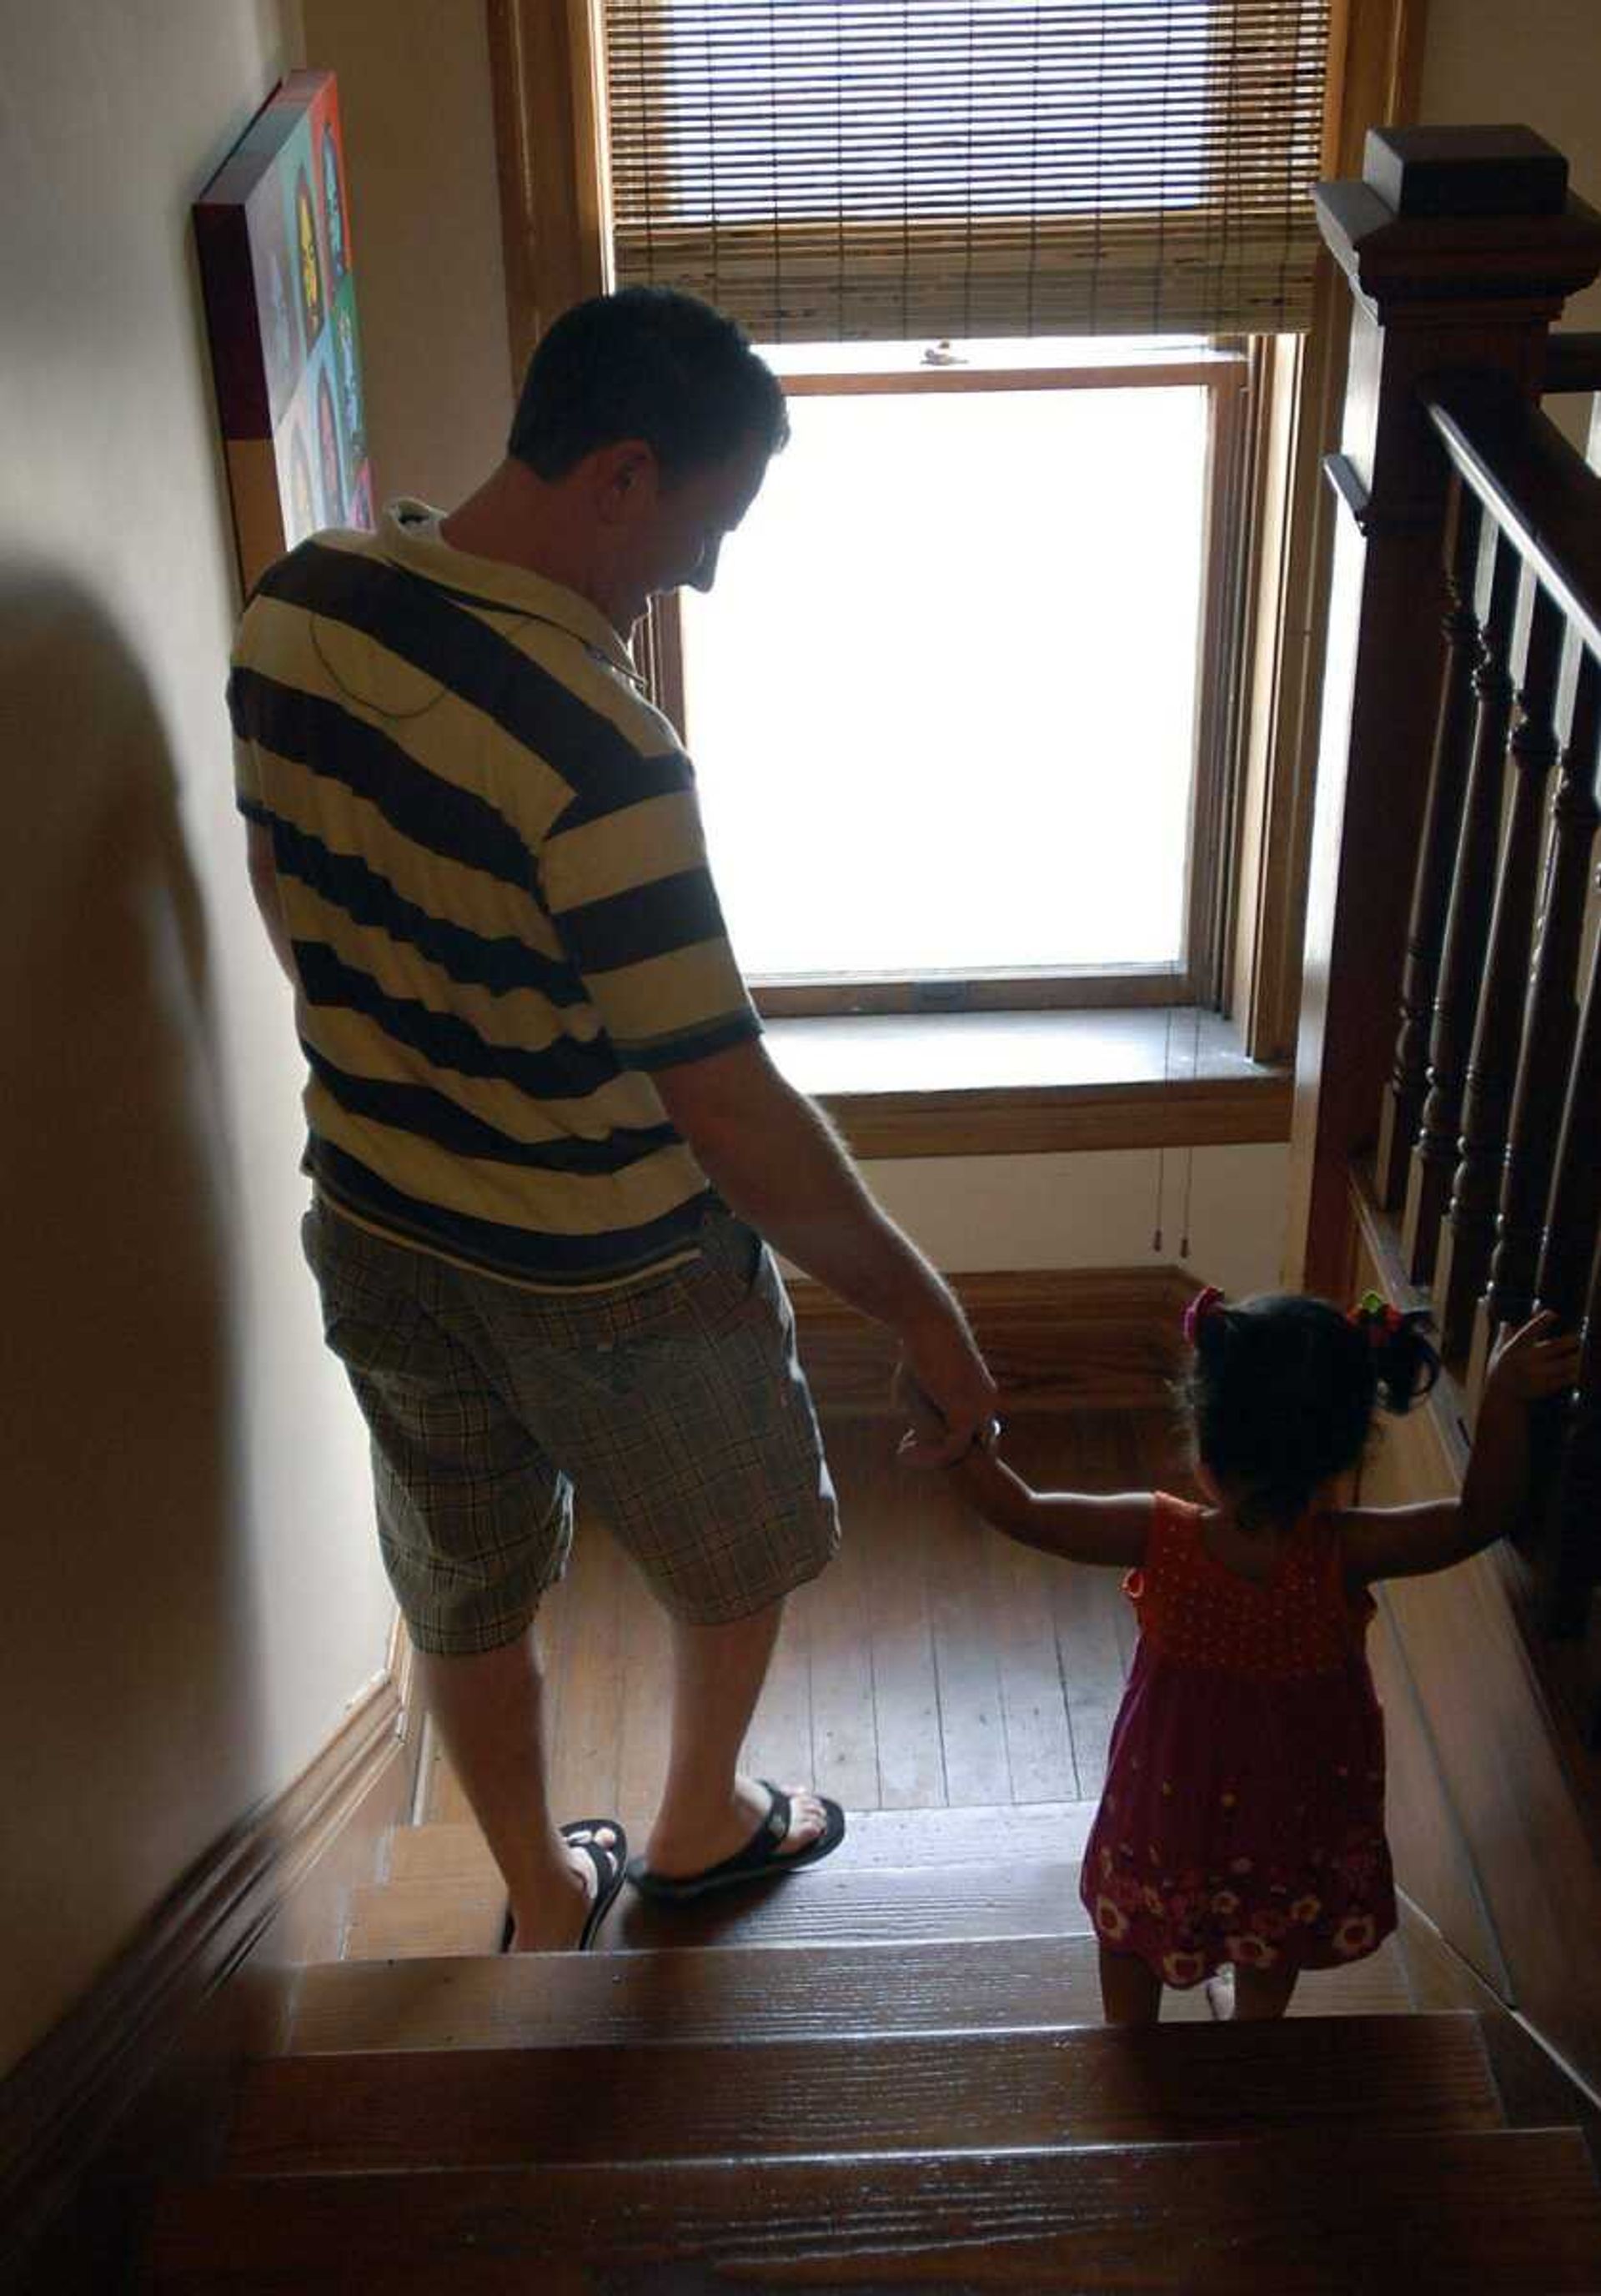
xmin=416 ymin=1625 xmax=617 ymax=1952
xmin=641 ymin=1595 xmax=828 ymax=1876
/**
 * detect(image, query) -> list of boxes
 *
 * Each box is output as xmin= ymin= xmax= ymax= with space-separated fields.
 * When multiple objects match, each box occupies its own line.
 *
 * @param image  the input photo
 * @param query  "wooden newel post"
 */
xmin=1283 ymin=127 xmax=1601 ymax=1298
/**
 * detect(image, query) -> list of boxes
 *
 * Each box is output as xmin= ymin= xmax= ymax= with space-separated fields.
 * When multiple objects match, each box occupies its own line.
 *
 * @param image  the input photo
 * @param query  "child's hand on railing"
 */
xmin=1483 ymin=1309 xmax=1583 ymax=1408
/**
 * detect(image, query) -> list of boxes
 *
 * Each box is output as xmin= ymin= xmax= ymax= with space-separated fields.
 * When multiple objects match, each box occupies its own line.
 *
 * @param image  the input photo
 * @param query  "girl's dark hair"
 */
xmin=1183 ymin=1293 xmax=1439 ymax=1530
xmin=508 ymin=287 xmax=789 ymax=484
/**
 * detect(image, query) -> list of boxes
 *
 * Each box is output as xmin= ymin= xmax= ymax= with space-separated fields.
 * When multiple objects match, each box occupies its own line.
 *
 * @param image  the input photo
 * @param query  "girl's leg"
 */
xmin=1227 ymin=1962 xmax=1299 ymax=2020
xmin=1097 ymin=1945 xmax=1162 ymax=2025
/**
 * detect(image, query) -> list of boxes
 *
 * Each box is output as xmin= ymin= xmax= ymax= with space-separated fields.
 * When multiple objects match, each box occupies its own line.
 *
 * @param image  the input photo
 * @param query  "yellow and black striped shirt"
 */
xmin=229 ymin=500 xmax=760 ymax=1288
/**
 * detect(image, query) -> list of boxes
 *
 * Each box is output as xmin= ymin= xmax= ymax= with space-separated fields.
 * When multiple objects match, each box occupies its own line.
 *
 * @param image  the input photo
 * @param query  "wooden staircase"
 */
xmin=144 ymin=1802 xmax=1601 ymax=2292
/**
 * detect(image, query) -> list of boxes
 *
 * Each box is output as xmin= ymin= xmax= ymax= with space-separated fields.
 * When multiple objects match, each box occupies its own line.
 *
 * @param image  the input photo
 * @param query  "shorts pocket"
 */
xmin=303 ymin=1207 xmax=449 ymax=1384
xmin=681 ymin=1214 xmax=766 ymax=1334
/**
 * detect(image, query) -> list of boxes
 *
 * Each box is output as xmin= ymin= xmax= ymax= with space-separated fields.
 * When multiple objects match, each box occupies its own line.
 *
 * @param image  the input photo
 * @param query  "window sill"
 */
xmin=764 ymin=1006 xmax=1292 ymax=1159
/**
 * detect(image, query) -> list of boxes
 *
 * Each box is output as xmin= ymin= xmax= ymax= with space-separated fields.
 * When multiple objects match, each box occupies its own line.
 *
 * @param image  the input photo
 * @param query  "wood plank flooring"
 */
xmin=423 ymin=1409 xmax=1192 ymax=1838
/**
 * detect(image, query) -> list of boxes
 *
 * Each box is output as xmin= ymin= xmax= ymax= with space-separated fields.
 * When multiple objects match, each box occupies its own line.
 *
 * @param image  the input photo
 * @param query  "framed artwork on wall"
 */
xmin=194 ymin=69 xmax=374 ymax=595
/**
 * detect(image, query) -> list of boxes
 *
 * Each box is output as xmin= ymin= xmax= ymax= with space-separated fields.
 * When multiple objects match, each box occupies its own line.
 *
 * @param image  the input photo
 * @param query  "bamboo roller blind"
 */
xmin=603 ymin=0 xmax=1332 ymax=342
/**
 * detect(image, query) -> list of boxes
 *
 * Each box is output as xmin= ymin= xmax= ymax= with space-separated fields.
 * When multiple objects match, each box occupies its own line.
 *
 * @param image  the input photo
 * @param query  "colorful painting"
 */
xmin=194 ymin=70 xmax=374 ymax=593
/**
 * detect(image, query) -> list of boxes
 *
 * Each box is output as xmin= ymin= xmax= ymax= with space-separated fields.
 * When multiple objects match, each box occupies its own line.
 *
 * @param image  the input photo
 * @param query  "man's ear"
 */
xmin=591 ymin=440 xmax=659 ymax=524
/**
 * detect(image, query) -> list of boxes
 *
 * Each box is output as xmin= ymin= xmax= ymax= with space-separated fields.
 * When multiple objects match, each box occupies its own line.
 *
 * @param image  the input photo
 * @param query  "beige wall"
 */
xmin=1418 ymin=0 xmax=1601 ymax=445
xmin=298 ymin=0 xmax=514 ymax=510
xmin=0 ymin=0 xmax=394 ymax=2077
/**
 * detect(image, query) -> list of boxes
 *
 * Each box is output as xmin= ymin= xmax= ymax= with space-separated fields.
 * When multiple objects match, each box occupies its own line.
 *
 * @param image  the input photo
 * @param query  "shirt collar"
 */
xmin=378 ymin=498 xmax=640 ymax=682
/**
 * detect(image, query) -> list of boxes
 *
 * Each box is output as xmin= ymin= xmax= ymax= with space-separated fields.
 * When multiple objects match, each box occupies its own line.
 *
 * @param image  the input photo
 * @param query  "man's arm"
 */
xmin=245 ymin=818 xmax=298 ymax=987
xmin=653 ymin=1037 xmax=996 ymax=1463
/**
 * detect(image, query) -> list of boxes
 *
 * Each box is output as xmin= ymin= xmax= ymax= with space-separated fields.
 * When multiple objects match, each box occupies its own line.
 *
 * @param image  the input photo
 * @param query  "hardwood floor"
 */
xmin=423 ymin=1409 xmax=1195 ymax=1837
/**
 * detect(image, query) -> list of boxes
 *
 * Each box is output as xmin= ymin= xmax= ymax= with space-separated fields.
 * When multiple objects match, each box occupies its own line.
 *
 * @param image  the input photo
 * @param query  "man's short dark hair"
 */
xmin=508 ymin=287 xmax=789 ymax=485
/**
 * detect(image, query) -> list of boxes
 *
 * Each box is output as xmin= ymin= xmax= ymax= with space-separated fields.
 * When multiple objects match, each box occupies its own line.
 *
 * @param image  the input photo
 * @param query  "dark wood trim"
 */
xmin=1347 ymin=1169 xmax=1601 ymax=2102
xmin=1425 ymin=384 xmax=1601 ymax=661
xmin=755 ymin=970 xmax=1191 ymax=1021
xmin=0 ymin=1636 xmax=421 ymax=2291
xmin=779 ymin=359 xmax=1244 ymax=398
xmin=668 ymin=357 xmax=1242 ymax=1022
xmin=484 ymin=0 xmax=609 ymax=378
xmin=791 ymin=1264 xmax=1195 ymax=1418
xmin=1543 ymin=331 xmax=1601 ymax=395
xmin=816 ymin=1069 xmax=1292 ymax=1162
xmin=1230 ymin=0 xmax=1426 ymax=1067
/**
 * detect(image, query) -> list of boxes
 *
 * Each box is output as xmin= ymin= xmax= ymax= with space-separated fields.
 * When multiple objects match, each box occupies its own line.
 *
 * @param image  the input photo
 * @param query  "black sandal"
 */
xmin=500 ymin=1818 xmax=628 ymax=1952
xmin=626 ymin=1783 xmax=846 ymax=1903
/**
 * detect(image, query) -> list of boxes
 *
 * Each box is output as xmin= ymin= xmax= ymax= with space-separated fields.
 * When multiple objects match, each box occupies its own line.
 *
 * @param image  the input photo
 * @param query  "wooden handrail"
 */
xmin=1423 ymin=380 xmax=1601 ymax=663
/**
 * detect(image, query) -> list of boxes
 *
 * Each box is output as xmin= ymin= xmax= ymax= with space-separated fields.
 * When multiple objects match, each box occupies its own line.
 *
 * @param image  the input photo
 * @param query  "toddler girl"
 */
xmin=905 ymin=1289 xmax=1577 ymax=2025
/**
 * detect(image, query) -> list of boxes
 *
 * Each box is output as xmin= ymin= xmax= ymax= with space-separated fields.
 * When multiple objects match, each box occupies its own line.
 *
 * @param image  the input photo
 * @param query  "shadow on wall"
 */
xmin=0 ymin=564 xmax=262 ymax=2072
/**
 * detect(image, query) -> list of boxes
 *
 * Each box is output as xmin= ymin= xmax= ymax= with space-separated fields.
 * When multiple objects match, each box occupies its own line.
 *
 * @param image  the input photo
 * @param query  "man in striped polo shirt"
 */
xmin=233 ymin=289 xmax=996 ymax=1952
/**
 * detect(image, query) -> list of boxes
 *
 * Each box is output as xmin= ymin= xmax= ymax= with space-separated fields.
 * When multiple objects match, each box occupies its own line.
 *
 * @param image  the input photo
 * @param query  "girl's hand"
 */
xmin=893 ymin=1358 xmax=946 ymax=1449
xmin=893 ymin=1356 xmax=1001 ymax=1467
xmin=1483 ymin=1309 xmax=1583 ymax=1406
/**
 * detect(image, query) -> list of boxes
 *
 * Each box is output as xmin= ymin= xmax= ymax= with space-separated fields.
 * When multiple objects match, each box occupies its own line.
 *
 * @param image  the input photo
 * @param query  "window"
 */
xmin=598 ymin=0 xmax=1327 ymax=1017
xmin=680 ymin=338 xmax=1245 ymax=1010
xmin=487 ymin=0 xmax=1388 ymax=1057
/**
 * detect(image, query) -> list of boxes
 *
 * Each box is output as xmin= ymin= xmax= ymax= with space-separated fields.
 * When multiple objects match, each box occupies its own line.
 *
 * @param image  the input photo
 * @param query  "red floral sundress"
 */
xmin=1079 ymin=1492 xmax=1395 ymax=1987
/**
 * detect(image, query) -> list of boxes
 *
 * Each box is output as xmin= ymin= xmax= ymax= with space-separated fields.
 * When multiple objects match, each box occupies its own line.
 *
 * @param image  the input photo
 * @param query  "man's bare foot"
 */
xmin=505 ymin=1823 xmax=621 ymax=1954
xmin=644 ymin=1776 xmax=828 ymax=1881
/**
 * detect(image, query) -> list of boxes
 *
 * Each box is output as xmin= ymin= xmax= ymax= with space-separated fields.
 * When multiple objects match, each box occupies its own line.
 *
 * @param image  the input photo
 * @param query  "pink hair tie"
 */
xmin=1183 ymin=1285 xmax=1226 ymax=1344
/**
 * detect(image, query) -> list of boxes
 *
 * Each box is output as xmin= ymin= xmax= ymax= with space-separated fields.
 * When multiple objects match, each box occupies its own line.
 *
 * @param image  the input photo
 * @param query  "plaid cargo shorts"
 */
xmin=301 ymin=1194 xmax=840 ymax=1654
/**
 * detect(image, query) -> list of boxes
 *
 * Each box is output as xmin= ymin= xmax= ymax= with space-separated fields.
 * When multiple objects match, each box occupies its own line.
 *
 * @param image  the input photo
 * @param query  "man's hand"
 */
xmin=894 ymin=1323 xmax=999 ymax=1469
xmin=1483 ymin=1309 xmax=1583 ymax=1408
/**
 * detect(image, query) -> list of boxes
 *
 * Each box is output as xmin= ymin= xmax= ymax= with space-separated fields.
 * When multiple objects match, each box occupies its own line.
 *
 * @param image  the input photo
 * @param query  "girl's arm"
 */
xmin=950 ymin=1444 xmax=1154 ymax=1567
xmin=896 ymin=1364 xmax=1151 ymax=1567
xmin=1337 ymin=1311 xmax=1581 ymax=1585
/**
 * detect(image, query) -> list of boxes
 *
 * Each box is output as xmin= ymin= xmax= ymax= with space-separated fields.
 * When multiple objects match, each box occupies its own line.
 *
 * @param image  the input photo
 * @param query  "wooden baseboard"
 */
xmin=0 ymin=1625 xmax=420 ymax=2293
xmin=791 ymin=1264 xmax=1195 ymax=1417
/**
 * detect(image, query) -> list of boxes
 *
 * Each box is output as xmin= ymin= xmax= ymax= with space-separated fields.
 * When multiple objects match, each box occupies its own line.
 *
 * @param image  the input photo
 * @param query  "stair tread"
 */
xmin=356 ymin=1807 xmax=1107 ymax=1962
xmin=148 ymin=2127 xmax=1601 ymax=2294
xmin=289 ymin=1932 xmax=1413 ymax=2053
xmin=604 ymin=1856 xmax=1096 ymax=1949
xmin=229 ymin=2013 xmax=1499 ymax=2173
xmin=386 ymin=1801 xmax=1100 ymax=1885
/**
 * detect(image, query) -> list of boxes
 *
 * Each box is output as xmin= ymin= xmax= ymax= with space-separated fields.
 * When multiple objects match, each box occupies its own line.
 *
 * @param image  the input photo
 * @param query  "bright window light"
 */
xmin=680 ymin=384 xmax=1208 ymax=977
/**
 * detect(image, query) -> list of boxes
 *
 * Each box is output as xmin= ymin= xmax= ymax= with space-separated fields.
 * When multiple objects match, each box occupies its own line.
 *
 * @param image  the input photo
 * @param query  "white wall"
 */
xmin=859 ymin=1145 xmax=1290 ymax=1300
xmin=0 ymin=0 xmax=391 ymax=2076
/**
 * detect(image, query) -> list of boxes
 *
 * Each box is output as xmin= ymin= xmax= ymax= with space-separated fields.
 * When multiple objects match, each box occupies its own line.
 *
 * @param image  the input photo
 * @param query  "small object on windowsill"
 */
xmin=921 ymin=339 xmax=966 ymax=366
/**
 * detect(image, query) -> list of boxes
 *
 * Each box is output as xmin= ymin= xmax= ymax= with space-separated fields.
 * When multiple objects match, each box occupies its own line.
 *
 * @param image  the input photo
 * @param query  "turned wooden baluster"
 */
xmin=1403 ymin=529 xmax=1521 ymax=1287
xmin=1533 ymin=859 xmax=1601 ymax=1334
xmin=1473 ymin=650 xmax=1601 ymax=1393
xmin=1537 ymin=1224 xmax=1601 ymax=1649
xmin=1375 ymin=485 xmax=1486 ymax=1210
xmin=1433 ymin=575 xmax=1567 ymax=1361
xmin=1530 ymin=856 xmax=1601 ymax=1635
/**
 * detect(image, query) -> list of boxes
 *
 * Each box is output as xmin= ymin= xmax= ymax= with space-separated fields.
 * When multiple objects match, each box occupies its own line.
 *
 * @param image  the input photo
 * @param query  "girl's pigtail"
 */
xmin=1348 ymin=1293 xmax=1441 ymax=1414
xmin=1183 ymin=1285 xmax=1228 ymax=1354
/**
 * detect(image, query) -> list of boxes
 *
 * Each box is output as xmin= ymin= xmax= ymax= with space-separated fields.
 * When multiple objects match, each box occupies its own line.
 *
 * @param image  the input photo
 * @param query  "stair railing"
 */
xmin=1379 ymin=376 xmax=1601 ymax=1630
xmin=1286 ymin=126 xmax=1601 ymax=1680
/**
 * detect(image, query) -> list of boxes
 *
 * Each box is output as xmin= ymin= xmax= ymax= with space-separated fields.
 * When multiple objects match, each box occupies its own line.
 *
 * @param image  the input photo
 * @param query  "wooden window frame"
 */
xmin=659 ymin=344 xmax=1250 ymax=1019
xmin=485 ymin=0 xmax=1428 ymax=1060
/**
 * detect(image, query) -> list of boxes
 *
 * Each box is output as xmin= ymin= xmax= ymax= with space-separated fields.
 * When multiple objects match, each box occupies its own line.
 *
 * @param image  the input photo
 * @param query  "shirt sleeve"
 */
xmin=537 ymin=771 xmax=762 ymax=1073
xmin=228 ymin=654 xmax=267 ymax=814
